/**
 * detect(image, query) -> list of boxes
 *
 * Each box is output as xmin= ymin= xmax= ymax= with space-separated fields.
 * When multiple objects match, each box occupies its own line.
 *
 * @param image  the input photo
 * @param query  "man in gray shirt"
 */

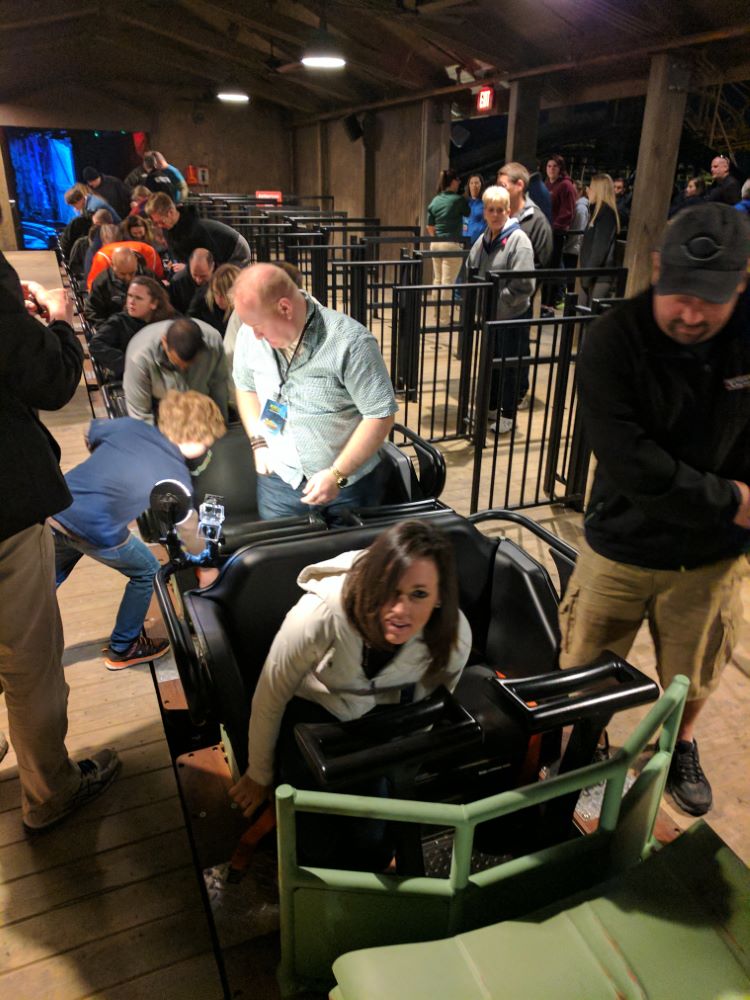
xmin=124 ymin=316 xmax=229 ymax=424
xmin=232 ymin=264 xmax=397 ymax=521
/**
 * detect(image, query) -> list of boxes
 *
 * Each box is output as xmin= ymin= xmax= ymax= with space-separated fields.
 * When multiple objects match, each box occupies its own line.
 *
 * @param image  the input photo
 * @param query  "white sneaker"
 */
xmin=492 ymin=416 xmax=515 ymax=434
xmin=517 ymin=395 xmax=531 ymax=411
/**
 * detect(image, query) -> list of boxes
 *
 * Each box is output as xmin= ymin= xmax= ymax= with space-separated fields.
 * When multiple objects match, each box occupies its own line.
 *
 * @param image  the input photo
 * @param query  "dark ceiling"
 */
xmin=1 ymin=0 xmax=749 ymax=121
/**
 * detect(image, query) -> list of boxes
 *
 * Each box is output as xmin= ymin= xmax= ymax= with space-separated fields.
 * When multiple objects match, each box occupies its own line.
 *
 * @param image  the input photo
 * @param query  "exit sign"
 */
xmin=476 ymin=86 xmax=494 ymax=112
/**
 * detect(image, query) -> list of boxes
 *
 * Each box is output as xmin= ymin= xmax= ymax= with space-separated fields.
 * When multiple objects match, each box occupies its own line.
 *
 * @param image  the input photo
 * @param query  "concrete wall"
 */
xmin=0 ymin=85 xmax=152 ymax=134
xmin=152 ymin=99 xmax=291 ymax=194
xmin=0 ymin=88 xmax=292 ymax=249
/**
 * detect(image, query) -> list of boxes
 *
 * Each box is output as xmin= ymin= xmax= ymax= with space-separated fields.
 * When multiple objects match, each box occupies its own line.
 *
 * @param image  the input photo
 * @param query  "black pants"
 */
xmin=542 ymin=232 xmax=567 ymax=305
xmin=276 ymin=697 xmax=395 ymax=871
xmin=489 ymin=307 xmax=531 ymax=415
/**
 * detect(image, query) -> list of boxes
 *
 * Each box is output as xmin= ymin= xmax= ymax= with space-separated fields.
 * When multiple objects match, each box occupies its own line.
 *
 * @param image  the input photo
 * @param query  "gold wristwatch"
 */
xmin=329 ymin=465 xmax=349 ymax=488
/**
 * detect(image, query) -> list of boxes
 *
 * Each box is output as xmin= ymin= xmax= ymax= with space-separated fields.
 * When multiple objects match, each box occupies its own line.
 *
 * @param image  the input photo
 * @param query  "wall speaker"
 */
xmin=343 ymin=114 xmax=363 ymax=142
xmin=450 ymin=124 xmax=471 ymax=149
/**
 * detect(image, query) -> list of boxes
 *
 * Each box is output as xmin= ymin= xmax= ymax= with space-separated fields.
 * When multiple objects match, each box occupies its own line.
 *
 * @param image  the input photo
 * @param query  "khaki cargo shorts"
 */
xmin=558 ymin=539 xmax=749 ymax=700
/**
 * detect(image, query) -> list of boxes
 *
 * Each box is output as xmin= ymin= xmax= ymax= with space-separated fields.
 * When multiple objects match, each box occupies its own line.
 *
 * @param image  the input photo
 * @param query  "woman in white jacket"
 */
xmin=230 ymin=519 xmax=472 ymax=869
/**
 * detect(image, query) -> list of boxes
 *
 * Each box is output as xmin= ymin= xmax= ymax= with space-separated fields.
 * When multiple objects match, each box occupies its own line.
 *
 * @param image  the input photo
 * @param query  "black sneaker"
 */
xmin=104 ymin=633 xmax=169 ymax=671
xmin=23 ymin=749 xmax=121 ymax=834
xmin=666 ymin=739 xmax=713 ymax=816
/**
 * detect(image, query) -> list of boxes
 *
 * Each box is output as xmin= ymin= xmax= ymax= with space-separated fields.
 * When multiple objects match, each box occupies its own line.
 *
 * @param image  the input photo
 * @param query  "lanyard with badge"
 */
xmin=259 ymin=306 xmax=315 ymax=436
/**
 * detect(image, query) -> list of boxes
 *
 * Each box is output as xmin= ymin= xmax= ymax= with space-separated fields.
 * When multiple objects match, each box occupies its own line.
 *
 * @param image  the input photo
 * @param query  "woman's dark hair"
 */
xmin=128 ymin=275 xmax=174 ymax=322
xmin=546 ymin=153 xmax=568 ymax=174
xmin=436 ymin=167 xmax=460 ymax=195
xmin=688 ymin=176 xmax=706 ymax=196
xmin=342 ymin=520 xmax=460 ymax=676
xmin=119 ymin=214 xmax=155 ymax=244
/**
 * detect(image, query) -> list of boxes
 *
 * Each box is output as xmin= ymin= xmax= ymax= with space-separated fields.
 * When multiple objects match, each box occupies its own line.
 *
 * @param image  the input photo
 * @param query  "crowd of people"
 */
xmin=0 ymin=139 xmax=748 ymax=853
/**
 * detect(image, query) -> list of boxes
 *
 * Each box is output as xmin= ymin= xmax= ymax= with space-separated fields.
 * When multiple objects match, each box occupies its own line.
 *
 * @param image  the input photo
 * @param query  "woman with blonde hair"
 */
xmin=580 ymin=173 xmax=620 ymax=305
xmin=189 ymin=263 xmax=240 ymax=337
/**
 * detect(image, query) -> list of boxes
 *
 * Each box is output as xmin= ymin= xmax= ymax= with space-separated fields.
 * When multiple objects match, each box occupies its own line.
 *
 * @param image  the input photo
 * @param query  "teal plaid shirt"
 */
xmin=233 ymin=294 xmax=397 ymax=488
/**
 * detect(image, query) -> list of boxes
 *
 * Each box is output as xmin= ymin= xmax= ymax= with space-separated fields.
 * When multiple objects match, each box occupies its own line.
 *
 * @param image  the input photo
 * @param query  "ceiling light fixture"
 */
xmin=301 ymin=2 xmax=345 ymax=69
xmin=217 ymin=81 xmax=251 ymax=103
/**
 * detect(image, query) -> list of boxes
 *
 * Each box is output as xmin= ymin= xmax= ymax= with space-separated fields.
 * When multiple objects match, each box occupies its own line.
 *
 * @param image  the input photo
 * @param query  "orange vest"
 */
xmin=86 ymin=241 xmax=164 ymax=289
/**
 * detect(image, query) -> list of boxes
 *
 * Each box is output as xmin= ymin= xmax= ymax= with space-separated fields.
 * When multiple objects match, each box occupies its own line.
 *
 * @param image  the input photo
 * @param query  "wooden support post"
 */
xmin=624 ymin=54 xmax=690 ymax=297
xmin=363 ymin=112 xmax=376 ymax=220
xmin=505 ymin=79 xmax=542 ymax=168
xmin=0 ymin=131 xmax=19 ymax=251
xmin=317 ymin=120 xmax=330 ymax=198
xmin=419 ymin=98 xmax=450 ymax=231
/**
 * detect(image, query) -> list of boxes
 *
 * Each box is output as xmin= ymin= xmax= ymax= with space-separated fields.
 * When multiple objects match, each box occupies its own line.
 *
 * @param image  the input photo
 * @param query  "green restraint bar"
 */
xmin=276 ymin=676 xmax=694 ymax=996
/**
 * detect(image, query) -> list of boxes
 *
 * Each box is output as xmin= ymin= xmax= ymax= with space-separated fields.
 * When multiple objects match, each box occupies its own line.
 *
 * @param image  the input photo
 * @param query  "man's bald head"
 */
xmin=235 ymin=263 xmax=299 ymax=307
xmin=111 ymin=246 xmax=138 ymax=283
xmin=234 ymin=263 xmax=306 ymax=349
xmin=189 ymin=248 xmax=215 ymax=285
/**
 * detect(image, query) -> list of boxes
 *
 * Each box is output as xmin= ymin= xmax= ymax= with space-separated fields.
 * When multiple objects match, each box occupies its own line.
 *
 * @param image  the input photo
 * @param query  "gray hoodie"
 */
xmin=123 ymin=317 xmax=229 ymax=424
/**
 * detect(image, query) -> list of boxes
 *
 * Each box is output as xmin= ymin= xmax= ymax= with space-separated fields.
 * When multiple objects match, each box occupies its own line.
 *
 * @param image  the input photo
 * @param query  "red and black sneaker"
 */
xmin=104 ymin=633 xmax=169 ymax=671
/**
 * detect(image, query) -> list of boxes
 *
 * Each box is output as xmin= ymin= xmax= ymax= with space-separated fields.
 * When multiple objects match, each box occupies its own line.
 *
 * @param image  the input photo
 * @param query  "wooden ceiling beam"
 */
xmin=106 ymin=11 xmax=338 ymax=110
xmin=0 ymin=5 xmax=96 ymax=31
xmin=176 ymin=0 xmax=373 ymax=105
xmin=203 ymin=0 xmax=436 ymax=91
xmin=95 ymin=21 xmax=322 ymax=113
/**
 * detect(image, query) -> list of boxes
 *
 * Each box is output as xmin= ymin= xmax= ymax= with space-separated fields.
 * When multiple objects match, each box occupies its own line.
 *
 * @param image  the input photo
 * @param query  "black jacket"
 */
xmin=580 ymin=204 xmax=618 ymax=273
xmin=94 ymin=175 xmax=131 ymax=218
xmin=89 ymin=311 xmax=146 ymax=380
xmin=166 ymin=206 xmax=244 ymax=264
xmin=144 ymin=169 xmax=178 ymax=201
xmin=706 ymin=174 xmax=742 ymax=206
xmin=59 ymin=213 xmax=92 ymax=259
xmin=578 ymin=288 xmax=750 ymax=569
xmin=188 ymin=286 xmax=229 ymax=336
xmin=84 ymin=265 xmax=156 ymax=328
xmin=168 ymin=267 xmax=201 ymax=314
xmin=0 ymin=252 xmax=83 ymax=542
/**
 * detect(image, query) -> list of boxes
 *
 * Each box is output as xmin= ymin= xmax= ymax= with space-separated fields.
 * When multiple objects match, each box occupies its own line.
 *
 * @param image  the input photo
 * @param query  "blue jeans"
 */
xmin=256 ymin=463 xmax=385 ymax=525
xmin=53 ymin=529 xmax=161 ymax=652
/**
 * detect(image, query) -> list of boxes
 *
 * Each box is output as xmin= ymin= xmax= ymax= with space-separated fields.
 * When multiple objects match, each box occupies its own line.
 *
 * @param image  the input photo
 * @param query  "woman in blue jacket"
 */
xmin=463 ymin=175 xmax=486 ymax=244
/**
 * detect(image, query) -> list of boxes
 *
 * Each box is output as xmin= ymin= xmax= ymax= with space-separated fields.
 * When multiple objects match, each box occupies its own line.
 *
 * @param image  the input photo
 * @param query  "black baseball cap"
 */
xmin=656 ymin=202 xmax=750 ymax=303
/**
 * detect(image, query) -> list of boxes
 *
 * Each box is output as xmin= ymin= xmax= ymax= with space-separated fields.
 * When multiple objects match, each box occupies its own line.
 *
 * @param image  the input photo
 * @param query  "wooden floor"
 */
xmin=1 ymin=251 xmax=748 ymax=1000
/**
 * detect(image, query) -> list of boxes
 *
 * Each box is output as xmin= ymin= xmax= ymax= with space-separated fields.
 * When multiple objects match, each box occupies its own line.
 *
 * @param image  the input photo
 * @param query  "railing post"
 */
xmin=349 ymin=244 xmax=367 ymax=326
xmin=470 ymin=322 xmax=494 ymax=513
xmin=310 ymin=232 xmax=329 ymax=307
xmin=543 ymin=311 xmax=576 ymax=501
xmin=456 ymin=277 xmax=479 ymax=437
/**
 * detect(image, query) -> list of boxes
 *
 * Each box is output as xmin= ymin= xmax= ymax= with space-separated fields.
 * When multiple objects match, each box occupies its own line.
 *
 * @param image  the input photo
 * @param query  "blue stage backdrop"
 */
xmin=7 ymin=130 xmax=76 ymax=249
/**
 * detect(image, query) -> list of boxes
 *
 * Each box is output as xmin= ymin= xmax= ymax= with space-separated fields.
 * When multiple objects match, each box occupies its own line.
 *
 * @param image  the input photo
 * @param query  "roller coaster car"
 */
xmin=154 ymin=499 xmax=659 ymax=865
xmin=140 ymin=421 xmax=447 ymax=553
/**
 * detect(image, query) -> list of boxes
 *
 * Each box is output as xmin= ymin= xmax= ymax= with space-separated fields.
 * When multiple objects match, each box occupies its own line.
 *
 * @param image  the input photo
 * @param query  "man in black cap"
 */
xmin=82 ymin=167 xmax=130 ymax=219
xmin=558 ymin=202 xmax=750 ymax=817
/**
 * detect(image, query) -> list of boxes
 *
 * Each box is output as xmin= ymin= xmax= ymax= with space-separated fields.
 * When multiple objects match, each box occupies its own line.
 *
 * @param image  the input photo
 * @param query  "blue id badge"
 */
xmin=260 ymin=398 xmax=288 ymax=435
